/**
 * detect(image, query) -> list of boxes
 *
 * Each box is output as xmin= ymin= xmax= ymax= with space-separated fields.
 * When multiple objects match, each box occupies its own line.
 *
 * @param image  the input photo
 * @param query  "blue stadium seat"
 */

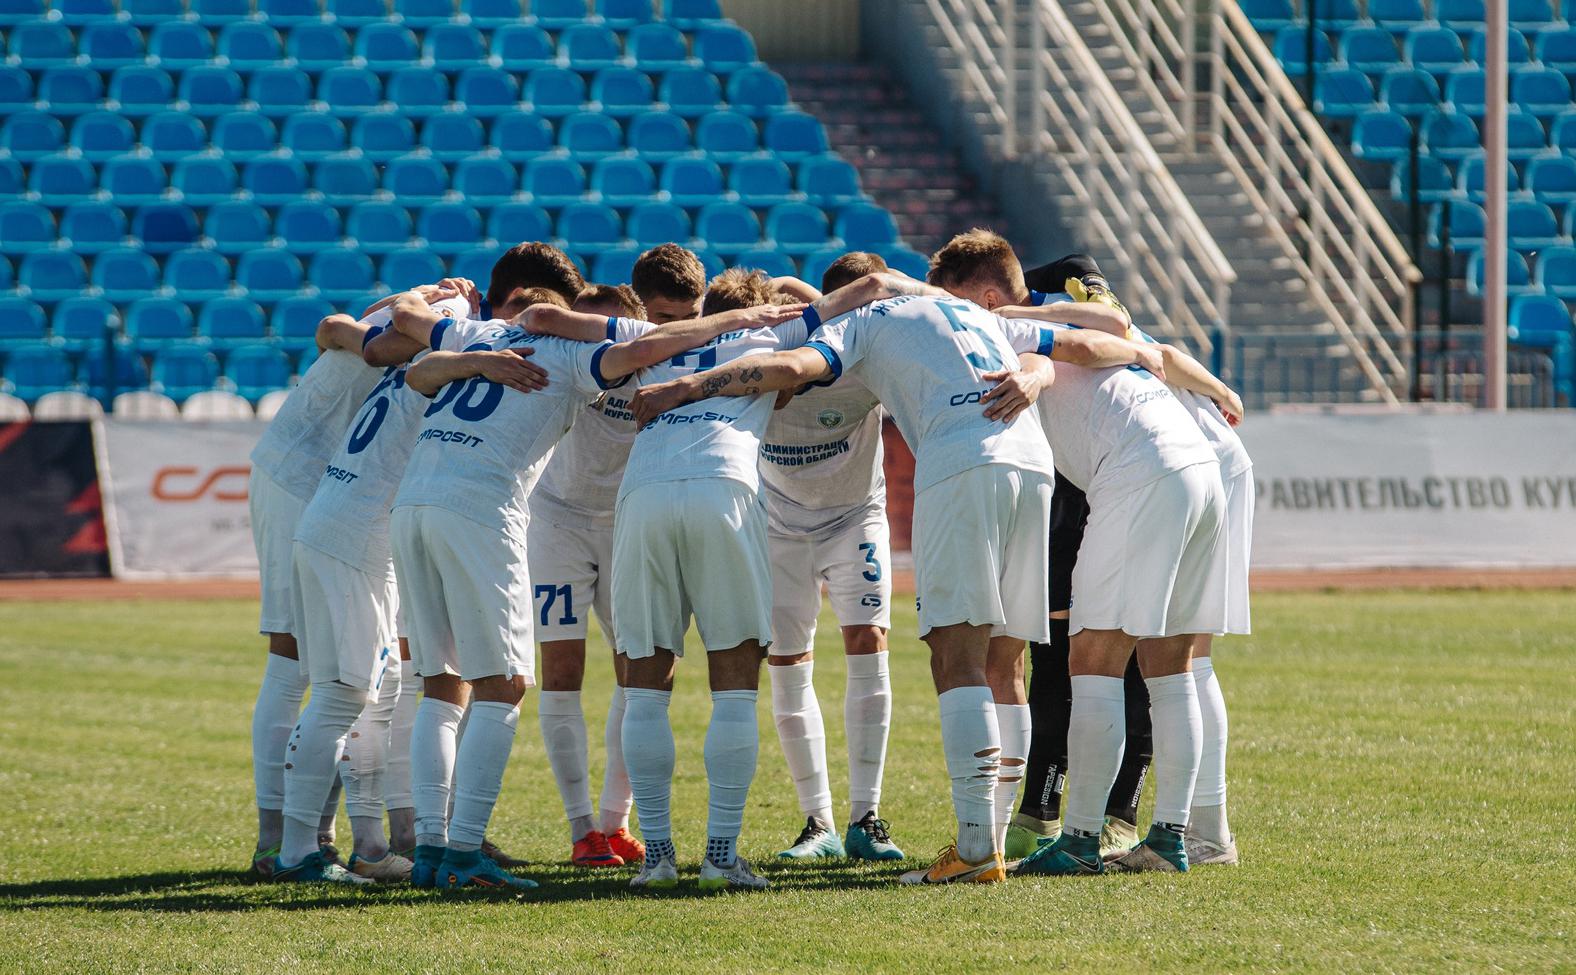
xmin=126 ymin=297 xmax=197 ymax=351
xmin=453 ymin=155 xmax=519 ymax=204
xmin=217 ymin=21 xmax=285 ymax=72
xmin=27 ymin=152 xmax=96 ymax=206
xmin=524 ymin=156 xmax=587 ymax=205
xmin=83 ymin=352 xmax=150 ymax=403
xmin=626 ymin=200 xmax=690 ymax=247
xmin=191 ymin=0 xmax=251 ymax=24
xmin=147 ymin=21 xmax=215 ymax=70
xmin=59 ymin=201 xmax=128 ymax=253
xmin=590 ymin=246 xmax=640 ymax=286
xmin=1533 ymin=26 xmax=1576 ymax=72
xmin=764 ymin=111 xmax=828 ymax=160
xmin=1315 ymin=68 xmax=1377 ymax=117
xmin=524 ymin=67 xmax=587 ymax=117
xmin=1420 ymin=110 xmax=1479 ymax=160
xmin=237 ymin=248 xmax=306 ymax=300
xmin=461 ymin=0 xmax=522 ymax=28
xmin=1369 ymin=0 xmax=1426 ymax=33
xmin=7 ymin=22 xmax=77 ymax=67
xmin=3 ymin=344 xmax=76 ymax=403
xmin=52 ymin=296 xmax=120 ymax=350
xmin=163 ymin=246 xmax=234 ymax=298
xmin=450 ymin=245 xmax=503 ymax=283
xmin=726 ymin=66 xmax=790 ymax=117
xmin=275 ymin=199 xmax=345 ymax=253
xmin=131 ymin=201 xmax=201 ymax=253
xmin=142 ymin=111 xmax=209 ymax=161
xmin=492 ymin=23 xmax=556 ymax=71
xmin=249 ymin=66 xmax=314 ymax=117
xmin=1464 ymin=26 xmax=1531 ymax=65
xmin=0 ymin=202 xmax=55 ymax=256
xmin=1438 ymin=0 xmax=1485 ymax=29
xmin=730 ymin=155 xmax=796 ymax=205
xmin=666 ymin=0 xmax=721 ymax=30
xmin=798 ymin=155 xmax=863 ymax=205
xmin=490 ymin=109 xmax=555 ymax=160
xmin=1506 ymin=112 xmax=1548 ymax=160
xmin=1512 ymin=67 xmax=1571 ymax=116
xmin=280 ymin=111 xmax=349 ymax=161
xmin=354 ymin=22 xmax=421 ymax=71
xmin=382 ymin=153 xmax=450 ymax=204
xmin=204 ymin=200 xmax=272 ymax=255
xmin=0 ymin=256 xmax=9 ymax=293
xmin=560 ymin=23 xmax=624 ymax=71
xmin=1380 ymin=67 xmax=1440 ymax=116
xmin=196 ymin=296 xmax=269 ymax=349
xmin=591 ymin=156 xmax=656 ymax=205
xmin=378 ymin=247 xmax=445 ymax=290
xmin=318 ymin=66 xmax=384 ymax=116
xmin=69 ymin=111 xmax=136 ymax=162
xmin=122 ymin=0 xmax=183 ymax=26
xmin=1509 ymin=294 xmax=1573 ymax=345
xmin=420 ymin=112 xmax=486 ymax=161
xmin=178 ymin=66 xmax=247 ymax=118
xmin=225 ymin=343 xmax=293 ymax=402
xmin=558 ymin=111 xmax=624 ymax=160
xmin=596 ymin=0 xmax=652 ymax=29
xmin=836 ymin=201 xmax=897 ymax=249
xmin=592 ymin=67 xmax=655 ymax=117
xmin=387 ymin=66 xmax=452 ymax=118
xmin=729 ymin=248 xmax=795 ymax=278
xmin=765 ymin=202 xmax=830 ymax=254
xmin=256 ymin=0 xmax=324 ymax=26
xmin=1444 ymin=69 xmax=1487 ymax=115
xmin=0 ymin=0 xmax=45 ymax=25
xmin=0 ymin=67 xmax=32 ymax=116
xmin=1457 ymin=153 xmax=1521 ymax=201
xmin=1527 ymin=153 xmax=1576 ymax=202
xmin=285 ymin=22 xmax=351 ymax=72
xmin=37 ymin=66 xmax=104 ymax=117
xmin=78 ymin=22 xmax=147 ymax=70
xmin=189 ymin=126 xmax=259 ymax=177
xmin=346 ymin=200 xmax=414 ymax=252
xmin=1510 ymin=0 xmax=1560 ymax=31
xmin=271 ymin=294 xmax=334 ymax=350
xmin=418 ymin=202 xmax=486 ymax=254
xmin=424 ymin=24 xmax=488 ymax=69
xmin=695 ymin=110 xmax=758 ymax=161
xmin=1466 ymin=248 xmax=1534 ymax=297
xmin=352 ymin=111 xmax=418 ymax=161
xmin=327 ymin=0 xmax=387 ymax=28
xmin=453 ymin=67 xmax=522 ymax=118
xmin=532 ymin=0 xmax=590 ymax=30
xmin=1340 ymin=27 xmax=1402 ymax=74
xmin=0 ymin=296 xmax=47 ymax=346
xmin=1507 ymin=199 xmax=1563 ymax=249
xmin=694 ymin=201 xmax=759 ymax=254
xmin=660 ymin=66 xmax=723 ymax=117
xmin=1273 ymin=27 xmax=1333 ymax=74
xmin=660 ymin=156 xmax=723 ymax=206
xmin=628 ymin=22 xmax=690 ymax=71
xmin=557 ymin=201 xmax=624 ymax=253
xmin=1538 ymin=241 xmax=1576 ymax=296
xmin=396 ymin=0 xmax=458 ymax=29
xmin=100 ymin=154 xmax=169 ymax=206
xmin=107 ymin=65 xmax=175 ymax=118
xmin=1 ymin=112 xmax=66 ymax=163
xmin=694 ymin=23 xmax=757 ymax=74
xmin=878 ymin=244 xmax=930 ymax=281
xmin=487 ymin=202 xmax=553 ymax=246
xmin=315 ymin=153 xmax=379 ymax=201
xmin=627 ymin=111 xmax=692 ymax=160
xmin=308 ymin=247 xmax=376 ymax=300
xmin=798 ymin=247 xmax=842 ymax=290
xmin=151 ymin=344 xmax=219 ymax=404
xmin=1353 ymin=109 xmax=1412 ymax=160
xmin=242 ymin=154 xmax=310 ymax=205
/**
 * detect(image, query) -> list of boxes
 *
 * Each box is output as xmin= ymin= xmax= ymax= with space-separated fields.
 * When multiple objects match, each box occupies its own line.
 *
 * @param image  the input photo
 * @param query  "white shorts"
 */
xmin=390 ymin=504 xmax=535 ymax=685
xmin=1223 ymin=466 xmax=1253 ymax=635
xmin=289 ymin=541 xmax=398 ymax=689
xmin=911 ymin=464 xmax=1052 ymax=644
xmin=249 ymin=467 xmax=309 ymax=636
xmin=768 ymin=501 xmax=892 ymax=656
xmin=611 ymin=479 xmax=774 ymax=659
xmin=526 ymin=504 xmax=615 ymax=645
xmin=1070 ymin=461 xmax=1227 ymax=639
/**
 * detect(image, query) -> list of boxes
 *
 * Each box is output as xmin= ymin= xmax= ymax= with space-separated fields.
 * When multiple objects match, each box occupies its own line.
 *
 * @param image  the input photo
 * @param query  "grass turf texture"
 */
xmin=0 ymin=592 xmax=1572 ymax=974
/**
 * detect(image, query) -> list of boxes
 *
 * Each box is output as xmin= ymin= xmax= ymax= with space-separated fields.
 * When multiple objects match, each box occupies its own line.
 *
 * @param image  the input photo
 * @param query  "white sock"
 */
xmin=598 ymin=685 xmax=633 ymax=834
xmin=342 ymin=655 xmax=398 ymax=859
xmin=1064 ymin=675 xmax=1126 ymax=836
xmin=411 ymin=697 xmax=464 ymax=848
xmin=769 ymin=661 xmax=834 ymax=828
xmin=448 ymin=700 xmax=520 ymax=852
xmin=384 ymin=660 xmax=420 ymax=813
xmin=539 ymin=690 xmax=594 ymax=837
xmin=1146 ymin=671 xmax=1203 ymax=829
xmin=1191 ymin=658 xmax=1231 ymax=844
xmin=937 ymin=686 xmax=999 ymax=863
xmin=844 ymin=652 xmax=891 ymax=823
xmin=281 ymin=681 xmax=368 ymax=866
xmin=251 ymin=653 xmax=307 ymax=847
xmin=622 ymin=688 xmax=675 ymax=843
xmin=705 ymin=690 xmax=760 ymax=860
xmin=992 ymin=702 xmax=1031 ymax=852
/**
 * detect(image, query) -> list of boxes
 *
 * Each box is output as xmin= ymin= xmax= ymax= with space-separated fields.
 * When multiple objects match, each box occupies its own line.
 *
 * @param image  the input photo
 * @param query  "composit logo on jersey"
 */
xmin=817 ymin=409 xmax=844 ymax=429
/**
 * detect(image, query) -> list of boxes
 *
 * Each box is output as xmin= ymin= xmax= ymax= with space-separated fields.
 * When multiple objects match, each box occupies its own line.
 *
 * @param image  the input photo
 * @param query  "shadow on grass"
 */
xmin=0 ymin=861 xmax=906 ymax=913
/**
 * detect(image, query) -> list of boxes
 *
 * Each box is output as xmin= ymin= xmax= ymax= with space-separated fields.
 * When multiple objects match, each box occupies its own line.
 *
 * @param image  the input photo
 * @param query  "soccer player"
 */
xmin=631 ymin=243 xmax=707 ymax=323
xmin=759 ymin=253 xmax=903 ymax=862
xmin=390 ymin=285 xmax=805 ymax=891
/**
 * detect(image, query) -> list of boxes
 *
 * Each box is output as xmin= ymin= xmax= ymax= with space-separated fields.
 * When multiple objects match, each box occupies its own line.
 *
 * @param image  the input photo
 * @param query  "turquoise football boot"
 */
xmin=1107 ymin=825 xmax=1189 ymax=873
xmin=271 ymin=850 xmax=372 ymax=885
xmin=778 ymin=817 xmax=846 ymax=859
xmin=410 ymin=844 xmax=446 ymax=889
xmin=1012 ymin=832 xmax=1105 ymax=876
xmin=440 ymin=848 xmax=539 ymax=890
xmin=844 ymin=811 xmax=904 ymax=861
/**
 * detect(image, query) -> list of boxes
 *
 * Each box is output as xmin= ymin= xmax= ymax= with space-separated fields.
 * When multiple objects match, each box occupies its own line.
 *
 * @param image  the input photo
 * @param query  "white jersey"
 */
xmin=999 ymin=318 xmax=1216 ymax=497
xmin=805 ymin=295 xmax=1054 ymax=493
xmin=249 ymin=344 xmax=384 ymax=504
xmin=1132 ymin=325 xmax=1252 ymax=478
xmin=760 ymin=377 xmax=885 ymax=535
xmin=531 ymin=317 xmax=655 ymax=527
xmin=393 ymin=320 xmax=621 ymax=540
xmin=618 ymin=318 xmax=813 ymax=501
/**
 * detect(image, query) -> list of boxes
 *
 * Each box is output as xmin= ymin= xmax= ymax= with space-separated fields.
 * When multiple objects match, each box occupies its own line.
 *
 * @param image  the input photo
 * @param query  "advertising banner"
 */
xmin=0 ymin=421 xmax=109 ymax=578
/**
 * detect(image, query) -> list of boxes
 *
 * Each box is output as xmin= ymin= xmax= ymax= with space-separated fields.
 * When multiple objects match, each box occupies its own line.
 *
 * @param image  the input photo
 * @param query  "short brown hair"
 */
xmin=821 ymin=251 xmax=889 ymax=294
xmin=575 ymin=283 xmax=647 ymax=320
xmin=488 ymin=242 xmax=584 ymax=307
xmin=514 ymin=287 xmax=570 ymax=312
xmin=630 ymin=243 xmax=706 ymax=304
xmin=701 ymin=268 xmax=777 ymax=316
xmin=927 ymin=228 xmax=1024 ymax=297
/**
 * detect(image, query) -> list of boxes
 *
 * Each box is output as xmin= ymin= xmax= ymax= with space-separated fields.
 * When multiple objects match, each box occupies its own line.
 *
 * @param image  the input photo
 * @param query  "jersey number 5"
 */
xmin=937 ymin=299 xmax=1007 ymax=375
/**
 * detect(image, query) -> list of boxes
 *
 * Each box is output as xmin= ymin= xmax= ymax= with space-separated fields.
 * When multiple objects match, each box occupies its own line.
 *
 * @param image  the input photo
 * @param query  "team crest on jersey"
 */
xmin=817 ymin=409 xmax=844 ymax=429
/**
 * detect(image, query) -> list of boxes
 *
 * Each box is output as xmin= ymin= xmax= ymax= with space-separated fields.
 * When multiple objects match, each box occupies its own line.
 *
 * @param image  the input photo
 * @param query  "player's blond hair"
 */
xmin=927 ymin=229 xmax=1024 ymax=297
xmin=575 ymin=283 xmax=647 ymax=320
xmin=631 ymin=244 xmax=707 ymax=304
xmin=701 ymin=268 xmax=778 ymax=316
xmin=821 ymin=251 xmax=889 ymax=294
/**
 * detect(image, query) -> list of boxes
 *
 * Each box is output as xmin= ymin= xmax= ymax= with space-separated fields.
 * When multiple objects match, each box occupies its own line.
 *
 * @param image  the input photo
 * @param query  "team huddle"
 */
xmin=245 ymin=229 xmax=1252 ymax=891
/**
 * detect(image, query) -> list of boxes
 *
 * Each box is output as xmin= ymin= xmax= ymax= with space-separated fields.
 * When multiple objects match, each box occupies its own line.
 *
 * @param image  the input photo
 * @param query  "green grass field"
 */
xmin=1 ymin=591 xmax=1573 ymax=974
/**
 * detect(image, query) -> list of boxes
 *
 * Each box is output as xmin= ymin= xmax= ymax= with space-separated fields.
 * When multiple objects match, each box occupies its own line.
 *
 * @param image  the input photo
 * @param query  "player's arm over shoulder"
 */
xmin=315 ymin=313 xmax=371 ymax=355
xmin=406 ymin=346 xmax=547 ymax=398
xmin=628 ymin=346 xmax=836 ymax=425
xmin=593 ymin=302 xmax=809 ymax=382
xmin=994 ymin=299 xmax=1129 ymax=336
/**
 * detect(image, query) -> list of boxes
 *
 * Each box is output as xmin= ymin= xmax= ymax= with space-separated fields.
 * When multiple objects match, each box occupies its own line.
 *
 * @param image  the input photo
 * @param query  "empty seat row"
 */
xmin=0 ymin=337 xmax=293 ymax=404
xmin=1388 ymin=150 xmax=1576 ymax=202
xmin=1428 ymin=197 xmax=1573 ymax=249
xmin=1244 ymin=0 xmax=1566 ymax=34
xmin=1315 ymin=63 xmax=1576 ymax=116
xmin=1275 ymin=23 xmax=1576 ymax=74
xmin=0 ymin=0 xmax=724 ymax=31
xmin=1353 ymin=108 xmax=1576 ymax=161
